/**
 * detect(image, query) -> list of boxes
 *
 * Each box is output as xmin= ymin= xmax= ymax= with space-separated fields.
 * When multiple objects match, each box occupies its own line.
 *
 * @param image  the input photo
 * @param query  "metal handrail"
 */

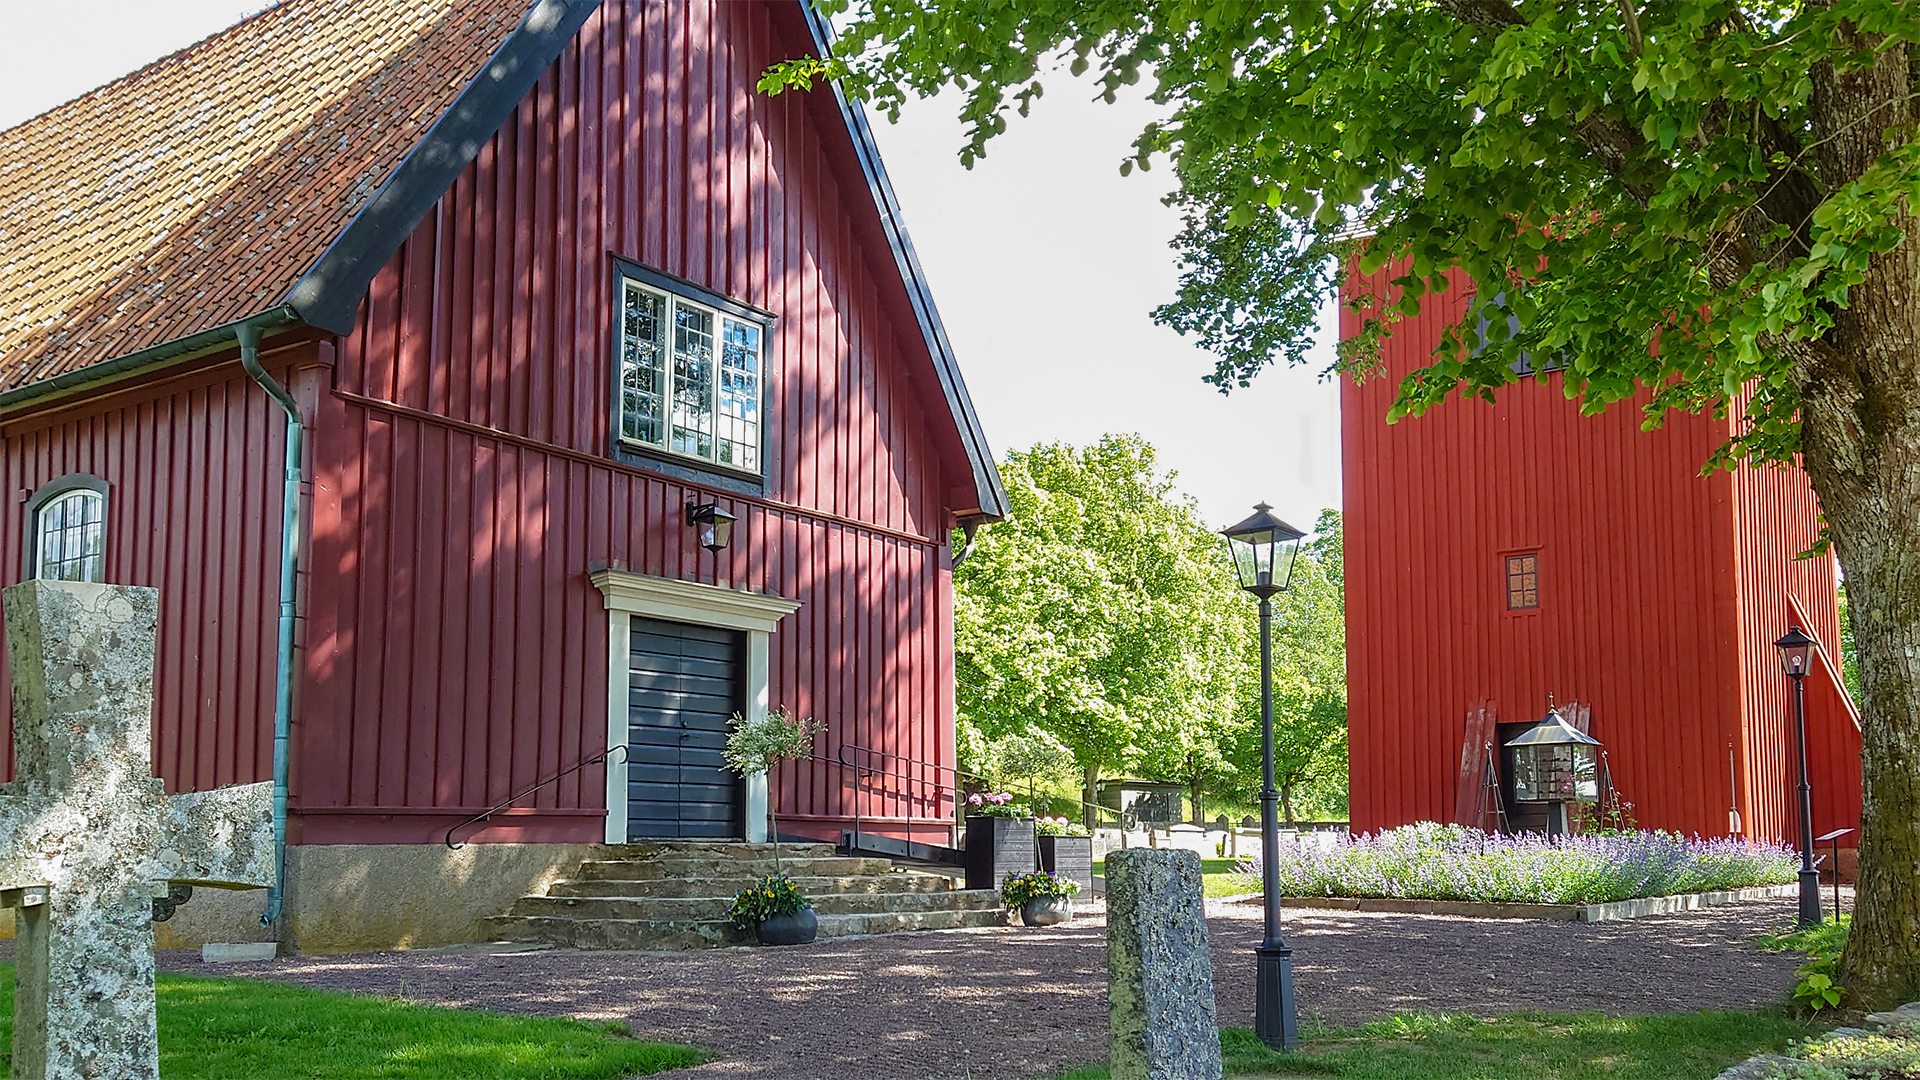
xmin=826 ymin=744 xmax=991 ymax=855
xmin=445 ymin=744 xmax=631 ymax=849
xmin=836 ymin=742 xmax=990 ymax=782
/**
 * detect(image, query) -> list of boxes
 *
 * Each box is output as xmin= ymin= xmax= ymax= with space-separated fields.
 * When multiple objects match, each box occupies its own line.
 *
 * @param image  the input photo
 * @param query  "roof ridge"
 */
xmin=0 ymin=2 xmax=292 ymax=142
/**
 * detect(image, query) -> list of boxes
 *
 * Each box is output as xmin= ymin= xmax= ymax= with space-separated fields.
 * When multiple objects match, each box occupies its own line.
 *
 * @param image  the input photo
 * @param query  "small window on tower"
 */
xmin=1506 ymin=553 xmax=1539 ymax=610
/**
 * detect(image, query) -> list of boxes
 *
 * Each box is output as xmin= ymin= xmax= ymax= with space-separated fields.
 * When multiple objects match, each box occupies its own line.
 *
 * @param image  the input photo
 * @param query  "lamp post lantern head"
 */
xmin=1504 ymin=707 xmax=1602 ymax=806
xmin=685 ymin=501 xmax=736 ymax=553
xmin=1222 ymin=503 xmax=1307 ymax=599
xmin=1775 ymin=625 xmax=1816 ymax=680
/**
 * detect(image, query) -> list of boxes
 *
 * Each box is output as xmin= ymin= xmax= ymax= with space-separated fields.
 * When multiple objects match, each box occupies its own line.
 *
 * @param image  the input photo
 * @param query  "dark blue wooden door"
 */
xmin=626 ymin=617 xmax=743 ymax=839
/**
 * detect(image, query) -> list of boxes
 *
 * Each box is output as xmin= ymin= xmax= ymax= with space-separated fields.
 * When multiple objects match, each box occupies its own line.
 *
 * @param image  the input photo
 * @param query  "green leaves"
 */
xmin=1793 ymin=963 xmax=1845 ymax=1012
xmin=953 ymin=436 xmax=1251 ymax=786
xmin=789 ymin=0 xmax=1920 ymax=469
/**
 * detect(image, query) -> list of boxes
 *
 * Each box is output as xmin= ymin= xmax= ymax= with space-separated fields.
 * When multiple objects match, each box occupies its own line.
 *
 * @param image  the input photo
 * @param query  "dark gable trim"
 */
xmin=796 ymin=3 xmax=1009 ymax=523
xmin=282 ymin=0 xmax=604 ymax=334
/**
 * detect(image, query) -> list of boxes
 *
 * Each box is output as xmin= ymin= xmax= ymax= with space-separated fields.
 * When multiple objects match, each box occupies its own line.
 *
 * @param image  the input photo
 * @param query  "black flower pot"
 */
xmin=965 ymin=816 xmax=1036 ymax=891
xmin=1038 ymin=834 xmax=1094 ymax=896
xmin=754 ymin=906 xmax=818 ymax=946
xmin=1020 ymin=897 xmax=1074 ymax=926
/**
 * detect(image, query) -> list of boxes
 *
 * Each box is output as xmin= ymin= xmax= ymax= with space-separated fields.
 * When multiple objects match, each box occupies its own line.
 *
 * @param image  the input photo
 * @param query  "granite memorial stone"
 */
xmin=1106 ymin=848 xmax=1223 ymax=1080
xmin=0 ymin=581 xmax=275 ymax=1080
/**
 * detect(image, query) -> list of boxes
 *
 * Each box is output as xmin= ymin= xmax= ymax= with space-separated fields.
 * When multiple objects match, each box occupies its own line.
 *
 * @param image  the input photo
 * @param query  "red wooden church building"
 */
xmin=1340 ymin=266 xmax=1862 ymax=853
xmin=0 ymin=0 xmax=1004 ymax=949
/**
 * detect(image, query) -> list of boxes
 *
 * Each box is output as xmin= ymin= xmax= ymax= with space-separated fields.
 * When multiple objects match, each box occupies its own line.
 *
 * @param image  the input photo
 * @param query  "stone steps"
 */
xmin=509 ymin=886 xmax=1002 ymax=921
xmin=547 ymin=872 xmax=953 ymax=899
xmin=484 ymin=841 xmax=1009 ymax=950
xmin=601 ymin=841 xmax=841 ymax=860
xmin=483 ymin=905 xmax=1010 ymax=951
xmin=572 ymin=855 xmax=894 ymax=881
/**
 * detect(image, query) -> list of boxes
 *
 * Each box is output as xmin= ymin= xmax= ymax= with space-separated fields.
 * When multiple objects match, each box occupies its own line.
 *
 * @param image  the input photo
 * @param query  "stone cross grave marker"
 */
xmin=1106 ymin=848 xmax=1223 ymax=1080
xmin=0 ymin=580 xmax=274 ymax=1080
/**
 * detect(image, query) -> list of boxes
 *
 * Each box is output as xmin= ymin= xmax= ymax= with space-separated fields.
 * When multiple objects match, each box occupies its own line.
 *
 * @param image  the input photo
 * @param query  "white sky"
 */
xmin=1 ymin=2 xmax=1343 ymax=530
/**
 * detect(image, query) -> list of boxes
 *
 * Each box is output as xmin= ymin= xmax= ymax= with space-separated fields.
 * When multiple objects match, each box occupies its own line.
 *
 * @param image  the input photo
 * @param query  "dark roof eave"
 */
xmin=796 ymin=3 xmax=1010 ymax=523
xmin=281 ymin=0 xmax=603 ymax=334
xmin=0 ymin=306 xmax=301 ymax=415
xmin=1 ymin=0 xmax=600 ymax=409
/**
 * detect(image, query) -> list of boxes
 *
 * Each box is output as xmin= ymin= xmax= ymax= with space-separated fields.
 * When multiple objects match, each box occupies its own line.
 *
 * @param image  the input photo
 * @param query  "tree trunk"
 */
xmin=1800 ymin=31 xmax=1920 ymax=1009
xmin=1281 ymin=782 xmax=1296 ymax=826
xmin=1190 ymin=777 xmax=1204 ymax=825
xmin=1082 ymin=764 xmax=1100 ymax=830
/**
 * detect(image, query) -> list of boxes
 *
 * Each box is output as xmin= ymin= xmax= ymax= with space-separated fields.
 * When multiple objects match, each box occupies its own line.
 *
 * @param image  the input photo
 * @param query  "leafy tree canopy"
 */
xmin=768 ymin=0 xmax=1920 ymax=1007
xmin=771 ymin=1 xmax=1918 ymax=465
xmin=952 ymin=435 xmax=1252 ymax=815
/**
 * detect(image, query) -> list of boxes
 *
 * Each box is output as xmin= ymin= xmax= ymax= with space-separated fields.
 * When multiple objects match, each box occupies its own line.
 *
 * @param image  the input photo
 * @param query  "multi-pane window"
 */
xmin=33 ymin=487 xmax=105 ymax=583
xmin=619 ymin=278 xmax=763 ymax=473
xmin=1505 ymin=552 xmax=1539 ymax=610
xmin=1471 ymin=289 xmax=1566 ymax=376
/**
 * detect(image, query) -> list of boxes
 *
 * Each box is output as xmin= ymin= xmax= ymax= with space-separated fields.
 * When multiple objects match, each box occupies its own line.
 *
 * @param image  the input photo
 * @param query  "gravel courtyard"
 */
xmin=150 ymin=895 xmax=1807 ymax=1079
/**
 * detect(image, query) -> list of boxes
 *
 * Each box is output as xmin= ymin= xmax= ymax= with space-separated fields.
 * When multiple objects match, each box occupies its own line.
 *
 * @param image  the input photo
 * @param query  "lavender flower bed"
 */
xmin=1237 ymin=822 xmax=1799 ymax=905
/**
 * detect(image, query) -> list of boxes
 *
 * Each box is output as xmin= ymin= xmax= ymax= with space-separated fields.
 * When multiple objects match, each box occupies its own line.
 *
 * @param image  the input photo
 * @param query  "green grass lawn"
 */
xmin=1044 ymin=1011 xmax=1823 ymax=1080
xmin=1092 ymin=857 xmax=1253 ymax=898
xmin=0 ymin=964 xmax=705 ymax=1079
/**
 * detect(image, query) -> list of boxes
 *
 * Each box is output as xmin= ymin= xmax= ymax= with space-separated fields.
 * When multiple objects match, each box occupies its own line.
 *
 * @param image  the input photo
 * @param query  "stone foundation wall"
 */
xmin=0 ymin=842 xmax=604 ymax=954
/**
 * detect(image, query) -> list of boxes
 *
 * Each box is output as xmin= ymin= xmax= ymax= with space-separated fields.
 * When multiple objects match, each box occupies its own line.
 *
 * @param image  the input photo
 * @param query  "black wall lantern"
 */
xmin=1504 ymin=707 xmax=1601 ymax=838
xmin=685 ymin=501 xmax=736 ymax=553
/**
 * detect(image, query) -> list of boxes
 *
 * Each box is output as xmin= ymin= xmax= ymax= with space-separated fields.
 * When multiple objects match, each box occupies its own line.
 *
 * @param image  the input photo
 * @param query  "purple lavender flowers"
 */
xmin=1236 ymin=822 xmax=1798 ymax=904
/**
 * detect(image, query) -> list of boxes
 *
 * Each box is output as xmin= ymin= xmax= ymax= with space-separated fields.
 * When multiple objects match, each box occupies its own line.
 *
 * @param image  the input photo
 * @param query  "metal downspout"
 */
xmin=235 ymin=320 xmax=302 ymax=929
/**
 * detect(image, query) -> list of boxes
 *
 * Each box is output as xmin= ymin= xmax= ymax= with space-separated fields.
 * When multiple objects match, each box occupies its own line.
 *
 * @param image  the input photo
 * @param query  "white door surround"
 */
xmin=590 ymin=568 xmax=802 ymax=843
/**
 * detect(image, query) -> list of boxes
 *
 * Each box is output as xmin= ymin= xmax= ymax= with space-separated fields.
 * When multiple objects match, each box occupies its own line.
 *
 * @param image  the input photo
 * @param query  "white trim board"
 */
xmin=591 ymin=569 xmax=802 ymax=844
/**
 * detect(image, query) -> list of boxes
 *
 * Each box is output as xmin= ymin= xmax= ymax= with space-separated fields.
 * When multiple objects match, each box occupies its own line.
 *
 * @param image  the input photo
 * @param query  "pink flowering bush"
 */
xmin=1034 ymin=815 xmax=1091 ymax=837
xmin=965 ymin=791 xmax=1027 ymax=818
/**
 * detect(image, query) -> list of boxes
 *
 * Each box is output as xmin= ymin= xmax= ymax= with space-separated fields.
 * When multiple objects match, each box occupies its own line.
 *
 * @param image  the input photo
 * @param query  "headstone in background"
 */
xmin=1106 ymin=849 xmax=1223 ymax=1080
xmin=0 ymin=580 xmax=274 ymax=1080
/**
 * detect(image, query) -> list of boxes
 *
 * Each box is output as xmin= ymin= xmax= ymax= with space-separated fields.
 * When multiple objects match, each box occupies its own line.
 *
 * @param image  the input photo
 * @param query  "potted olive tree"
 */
xmin=723 ymin=707 xmax=823 ymax=945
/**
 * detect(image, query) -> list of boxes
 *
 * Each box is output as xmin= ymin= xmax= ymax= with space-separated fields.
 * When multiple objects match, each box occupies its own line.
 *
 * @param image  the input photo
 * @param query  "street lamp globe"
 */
xmin=1222 ymin=503 xmax=1307 ymax=597
xmin=1775 ymin=625 xmax=1816 ymax=678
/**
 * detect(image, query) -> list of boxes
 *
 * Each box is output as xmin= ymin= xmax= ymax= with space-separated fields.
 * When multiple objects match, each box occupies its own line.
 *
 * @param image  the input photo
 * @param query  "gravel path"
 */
xmin=147 ymin=895 xmax=1808 ymax=1080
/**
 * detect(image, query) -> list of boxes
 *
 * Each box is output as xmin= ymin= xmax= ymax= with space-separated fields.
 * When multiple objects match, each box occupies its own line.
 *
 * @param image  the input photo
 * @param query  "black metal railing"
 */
xmin=444 ymin=744 xmax=631 ymax=849
xmin=829 ymin=743 xmax=990 ymax=856
xmin=823 ymin=744 xmax=1133 ymax=855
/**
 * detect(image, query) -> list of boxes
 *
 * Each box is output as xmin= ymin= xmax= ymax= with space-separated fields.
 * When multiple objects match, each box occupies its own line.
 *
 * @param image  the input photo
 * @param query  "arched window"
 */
xmin=28 ymin=476 xmax=108 ymax=583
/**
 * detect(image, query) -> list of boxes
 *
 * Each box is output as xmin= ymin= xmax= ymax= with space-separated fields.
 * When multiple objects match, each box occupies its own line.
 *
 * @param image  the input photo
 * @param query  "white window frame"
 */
xmin=26 ymin=475 xmax=109 ymax=583
xmin=616 ymin=272 xmax=768 ymax=477
xmin=590 ymin=568 xmax=801 ymax=843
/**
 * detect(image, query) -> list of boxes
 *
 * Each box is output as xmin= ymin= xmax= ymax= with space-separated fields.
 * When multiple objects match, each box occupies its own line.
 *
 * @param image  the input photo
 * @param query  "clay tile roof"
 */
xmin=0 ymin=0 xmax=533 ymax=393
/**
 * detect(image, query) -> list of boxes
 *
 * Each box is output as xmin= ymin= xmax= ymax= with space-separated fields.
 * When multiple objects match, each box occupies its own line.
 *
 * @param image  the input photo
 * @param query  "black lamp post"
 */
xmin=1775 ymin=625 xmax=1824 ymax=928
xmin=1222 ymin=501 xmax=1307 ymax=1052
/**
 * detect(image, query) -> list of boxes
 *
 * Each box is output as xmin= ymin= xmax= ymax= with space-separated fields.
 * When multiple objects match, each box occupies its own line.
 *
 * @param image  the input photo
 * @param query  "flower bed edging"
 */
xmin=1263 ymin=883 xmax=1799 ymax=923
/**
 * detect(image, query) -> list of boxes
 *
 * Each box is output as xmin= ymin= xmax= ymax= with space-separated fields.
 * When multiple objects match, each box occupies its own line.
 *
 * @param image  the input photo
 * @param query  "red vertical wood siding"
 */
xmin=297 ymin=0 xmax=960 ymax=844
xmin=1729 ymin=460 xmax=1861 ymax=842
xmin=1340 ymin=264 xmax=1857 ymax=841
xmin=0 ymin=345 xmax=320 ymax=794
